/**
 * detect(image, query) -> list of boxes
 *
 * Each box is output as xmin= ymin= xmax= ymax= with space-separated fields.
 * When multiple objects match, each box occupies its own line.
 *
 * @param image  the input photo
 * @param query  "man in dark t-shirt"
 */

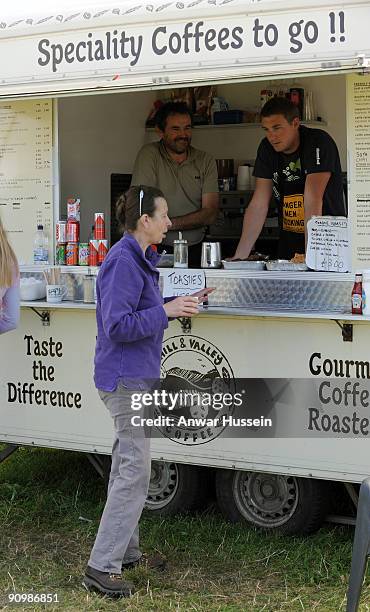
xmin=233 ymin=97 xmax=346 ymax=260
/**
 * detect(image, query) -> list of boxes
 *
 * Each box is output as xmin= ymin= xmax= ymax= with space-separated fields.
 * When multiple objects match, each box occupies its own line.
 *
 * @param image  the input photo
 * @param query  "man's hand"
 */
xmin=163 ymin=296 xmax=199 ymax=318
xmin=170 ymin=193 xmax=219 ymax=231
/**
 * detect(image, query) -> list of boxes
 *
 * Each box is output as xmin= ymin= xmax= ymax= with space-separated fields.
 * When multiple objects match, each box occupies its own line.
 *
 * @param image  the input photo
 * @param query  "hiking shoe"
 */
xmin=122 ymin=552 xmax=167 ymax=571
xmin=83 ymin=565 xmax=134 ymax=597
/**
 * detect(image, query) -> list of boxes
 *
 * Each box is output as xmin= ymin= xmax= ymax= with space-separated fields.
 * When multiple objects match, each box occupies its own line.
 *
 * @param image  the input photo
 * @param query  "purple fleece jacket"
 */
xmin=94 ymin=233 xmax=169 ymax=391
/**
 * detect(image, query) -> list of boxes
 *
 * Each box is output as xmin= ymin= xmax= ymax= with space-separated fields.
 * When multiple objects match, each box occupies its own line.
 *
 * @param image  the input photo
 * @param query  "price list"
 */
xmin=306 ymin=217 xmax=349 ymax=272
xmin=347 ymin=75 xmax=370 ymax=268
xmin=0 ymin=99 xmax=53 ymax=264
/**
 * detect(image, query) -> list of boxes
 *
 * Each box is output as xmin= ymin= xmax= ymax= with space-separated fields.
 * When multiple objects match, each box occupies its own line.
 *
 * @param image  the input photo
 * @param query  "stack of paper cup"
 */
xmin=237 ymin=165 xmax=251 ymax=190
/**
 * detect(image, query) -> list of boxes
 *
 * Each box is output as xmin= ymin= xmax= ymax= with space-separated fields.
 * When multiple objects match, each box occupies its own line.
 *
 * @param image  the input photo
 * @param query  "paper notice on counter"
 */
xmin=0 ymin=99 xmax=53 ymax=264
xmin=162 ymin=269 xmax=205 ymax=297
xmin=306 ymin=216 xmax=349 ymax=272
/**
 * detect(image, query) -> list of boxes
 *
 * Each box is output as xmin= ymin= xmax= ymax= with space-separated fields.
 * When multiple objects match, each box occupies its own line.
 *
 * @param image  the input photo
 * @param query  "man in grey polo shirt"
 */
xmin=131 ymin=102 xmax=219 ymax=267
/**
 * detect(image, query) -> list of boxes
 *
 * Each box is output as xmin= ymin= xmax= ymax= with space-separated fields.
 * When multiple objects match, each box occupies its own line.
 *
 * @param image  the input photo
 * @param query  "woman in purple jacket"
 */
xmin=0 ymin=215 xmax=19 ymax=335
xmin=84 ymin=186 xmax=209 ymax=597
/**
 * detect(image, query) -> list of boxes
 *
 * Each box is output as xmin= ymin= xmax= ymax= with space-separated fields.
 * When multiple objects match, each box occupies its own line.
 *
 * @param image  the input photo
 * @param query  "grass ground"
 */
xmin=0 ymin=446 xmax=369 ymax=611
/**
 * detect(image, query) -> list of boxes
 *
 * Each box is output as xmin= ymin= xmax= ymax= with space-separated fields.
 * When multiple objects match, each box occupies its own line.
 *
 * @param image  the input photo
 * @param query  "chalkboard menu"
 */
xmin=0 ymin=99 xmax=53 ymax=264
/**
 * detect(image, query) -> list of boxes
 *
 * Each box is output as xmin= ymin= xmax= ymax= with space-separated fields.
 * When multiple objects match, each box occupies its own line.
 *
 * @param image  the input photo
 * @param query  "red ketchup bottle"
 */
xmin=351 ymin=273 xmax=363 ymax=315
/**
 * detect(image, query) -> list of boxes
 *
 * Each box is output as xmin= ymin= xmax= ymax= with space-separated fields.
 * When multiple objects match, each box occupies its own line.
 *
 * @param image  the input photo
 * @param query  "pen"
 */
xmin=203 ymin=276 xmax=208 ymax=309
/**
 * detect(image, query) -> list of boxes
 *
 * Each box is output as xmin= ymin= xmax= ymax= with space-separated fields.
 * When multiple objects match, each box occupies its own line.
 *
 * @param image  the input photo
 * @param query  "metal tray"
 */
xmin=266 ymin=260 xmax=309 ymax=271
xmin=222 ymin=260 xmax=266 ymax=270
xmin=157 ymin=254 xmax=174 ymax=268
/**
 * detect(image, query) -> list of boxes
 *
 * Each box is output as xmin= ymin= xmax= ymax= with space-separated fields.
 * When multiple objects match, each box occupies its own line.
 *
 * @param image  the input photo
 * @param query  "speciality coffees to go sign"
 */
xmin=36 ymin=11 xmax=348 ymax=73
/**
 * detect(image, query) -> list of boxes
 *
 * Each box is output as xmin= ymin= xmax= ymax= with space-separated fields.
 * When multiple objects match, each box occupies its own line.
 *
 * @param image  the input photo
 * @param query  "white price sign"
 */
xmin=162 ymin=269 xmax=205 ymax=298
xmin=306 ymin=216 xmax=349 ymax=272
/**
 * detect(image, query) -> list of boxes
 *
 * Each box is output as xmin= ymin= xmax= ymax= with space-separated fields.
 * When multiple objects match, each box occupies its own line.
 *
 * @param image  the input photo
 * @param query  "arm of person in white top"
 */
xmin=303 ymin=172 xmax=331 ymax=246
xmin=0 ymin=283 xmax=20 ymax=334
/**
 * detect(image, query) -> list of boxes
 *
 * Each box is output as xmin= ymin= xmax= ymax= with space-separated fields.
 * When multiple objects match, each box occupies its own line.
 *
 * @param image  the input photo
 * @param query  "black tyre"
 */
xmin=146 ymin=461 xmax=209 ymax=516
xmin=215 ymin=469 xmax=328 ymax=535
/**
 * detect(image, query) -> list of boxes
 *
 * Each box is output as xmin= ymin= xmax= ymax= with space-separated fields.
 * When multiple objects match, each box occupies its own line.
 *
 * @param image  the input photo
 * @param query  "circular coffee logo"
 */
xmin=156 ymin=334 xmax=236 ymax=445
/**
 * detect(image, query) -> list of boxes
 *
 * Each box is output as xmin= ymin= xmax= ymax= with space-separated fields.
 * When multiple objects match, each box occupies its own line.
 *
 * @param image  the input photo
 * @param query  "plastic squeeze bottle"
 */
xmin=351 ymin=272 xmax=363 ymax=315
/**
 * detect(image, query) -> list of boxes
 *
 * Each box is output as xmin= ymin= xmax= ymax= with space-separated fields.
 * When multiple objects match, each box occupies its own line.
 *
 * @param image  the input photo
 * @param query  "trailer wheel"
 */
xmin=145 ymin=461 xmax=207 ymax=516
xmin=215 ymin=470 xmax=328 ymax=535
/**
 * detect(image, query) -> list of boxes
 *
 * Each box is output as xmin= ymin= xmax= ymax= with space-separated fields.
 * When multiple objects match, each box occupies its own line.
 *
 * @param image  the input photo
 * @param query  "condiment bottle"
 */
xmin=351 ymin=272 xmax=363 ymax=315
xmin=173 ymin=232 xmax=188 ymax=268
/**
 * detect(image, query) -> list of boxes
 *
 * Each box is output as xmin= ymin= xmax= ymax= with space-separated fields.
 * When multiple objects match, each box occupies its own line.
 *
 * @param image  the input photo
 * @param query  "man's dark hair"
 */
xmin=261 ymin=97 xmax=300 ymax=123
xmin=154 ymin=101 xmax=193 ymax=132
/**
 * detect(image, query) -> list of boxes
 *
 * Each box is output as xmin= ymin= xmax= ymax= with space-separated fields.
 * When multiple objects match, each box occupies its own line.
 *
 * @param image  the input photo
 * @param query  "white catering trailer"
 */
xmin=1 ymin=0 xmax=370 ymax=535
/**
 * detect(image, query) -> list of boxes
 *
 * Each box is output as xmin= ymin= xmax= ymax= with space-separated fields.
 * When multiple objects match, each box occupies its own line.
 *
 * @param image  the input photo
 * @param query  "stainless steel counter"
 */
xmin=185 ymin=269 xmax=353 ymax=313
xmin=20 ymin=266 xmax=355 ymax=314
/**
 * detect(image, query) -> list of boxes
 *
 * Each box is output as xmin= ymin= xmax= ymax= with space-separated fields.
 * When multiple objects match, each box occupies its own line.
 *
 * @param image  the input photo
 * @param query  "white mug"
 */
xmin=46 ymin=284 xmax=68 ymax=303
xmin=237 ymin=165 xmax=251 ymax=190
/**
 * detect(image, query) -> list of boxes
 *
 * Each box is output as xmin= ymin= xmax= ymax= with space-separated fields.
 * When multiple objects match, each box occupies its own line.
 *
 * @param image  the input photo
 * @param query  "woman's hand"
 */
xmin=163 ymin=296 xmax=199 ymax=318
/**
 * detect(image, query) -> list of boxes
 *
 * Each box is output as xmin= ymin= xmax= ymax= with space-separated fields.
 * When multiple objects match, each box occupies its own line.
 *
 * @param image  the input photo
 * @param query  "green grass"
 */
xmin=0 ymin=445 xmax=369 ymax=611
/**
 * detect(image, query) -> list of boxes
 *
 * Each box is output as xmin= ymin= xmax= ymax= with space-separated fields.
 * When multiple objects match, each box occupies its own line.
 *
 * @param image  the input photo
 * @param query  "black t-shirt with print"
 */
xmin=254 ymin=125 xmax=346 ymax=259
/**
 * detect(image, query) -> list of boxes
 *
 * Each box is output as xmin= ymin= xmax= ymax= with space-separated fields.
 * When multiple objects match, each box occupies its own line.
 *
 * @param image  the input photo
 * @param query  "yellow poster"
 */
xmin=283 ymin=194 xmax=304 ymax=233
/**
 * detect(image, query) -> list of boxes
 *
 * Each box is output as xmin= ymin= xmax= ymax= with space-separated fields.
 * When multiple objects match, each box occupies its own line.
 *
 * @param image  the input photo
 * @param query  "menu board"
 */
xmin=306 ymin=216 xmax=349 ymax=272
xmin=0 ymin=99 xmax=53 ymax=264
xmin=346 ymin=74 xmax=370 ymax=270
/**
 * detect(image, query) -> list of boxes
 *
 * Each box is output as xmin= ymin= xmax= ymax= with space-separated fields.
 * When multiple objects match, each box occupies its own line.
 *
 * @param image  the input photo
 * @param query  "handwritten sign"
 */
xmin=162 ymin=269 xmax=205 ymax=298
xmin=306 ymin=216 xmax=349 ymax=272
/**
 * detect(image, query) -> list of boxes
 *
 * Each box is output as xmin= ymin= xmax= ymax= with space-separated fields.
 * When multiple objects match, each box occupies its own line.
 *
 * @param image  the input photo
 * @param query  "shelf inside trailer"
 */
xmin=146 ymin=121 xmax=327 ymax=132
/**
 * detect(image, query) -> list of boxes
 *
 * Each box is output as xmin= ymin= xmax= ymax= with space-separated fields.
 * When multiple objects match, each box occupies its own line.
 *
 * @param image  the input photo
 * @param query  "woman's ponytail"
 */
xmin=115 ymin=193 xmax=127 ymax=233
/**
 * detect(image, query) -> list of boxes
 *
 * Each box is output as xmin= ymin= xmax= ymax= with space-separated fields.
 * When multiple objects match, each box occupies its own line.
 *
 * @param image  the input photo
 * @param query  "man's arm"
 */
xmin=232 ymin=178 xmax=272 ymax=259
xmin=171 ymin=153 xmax=219 ymax=231
xmin=170 ymin=192 xmax=219 ymax=231
xmin=303 ymin=172 xmax=331 ymax=245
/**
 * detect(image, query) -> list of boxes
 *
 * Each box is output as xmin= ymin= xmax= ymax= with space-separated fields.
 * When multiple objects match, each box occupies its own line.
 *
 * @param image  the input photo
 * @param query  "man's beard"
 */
xmin=166 ymin=138 xmax=190 ymax=154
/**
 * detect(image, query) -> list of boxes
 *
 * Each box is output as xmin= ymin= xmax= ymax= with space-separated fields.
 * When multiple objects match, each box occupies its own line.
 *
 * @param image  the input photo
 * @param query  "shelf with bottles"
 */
xmin=145 ymin=120 xmax=326 ymax=132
